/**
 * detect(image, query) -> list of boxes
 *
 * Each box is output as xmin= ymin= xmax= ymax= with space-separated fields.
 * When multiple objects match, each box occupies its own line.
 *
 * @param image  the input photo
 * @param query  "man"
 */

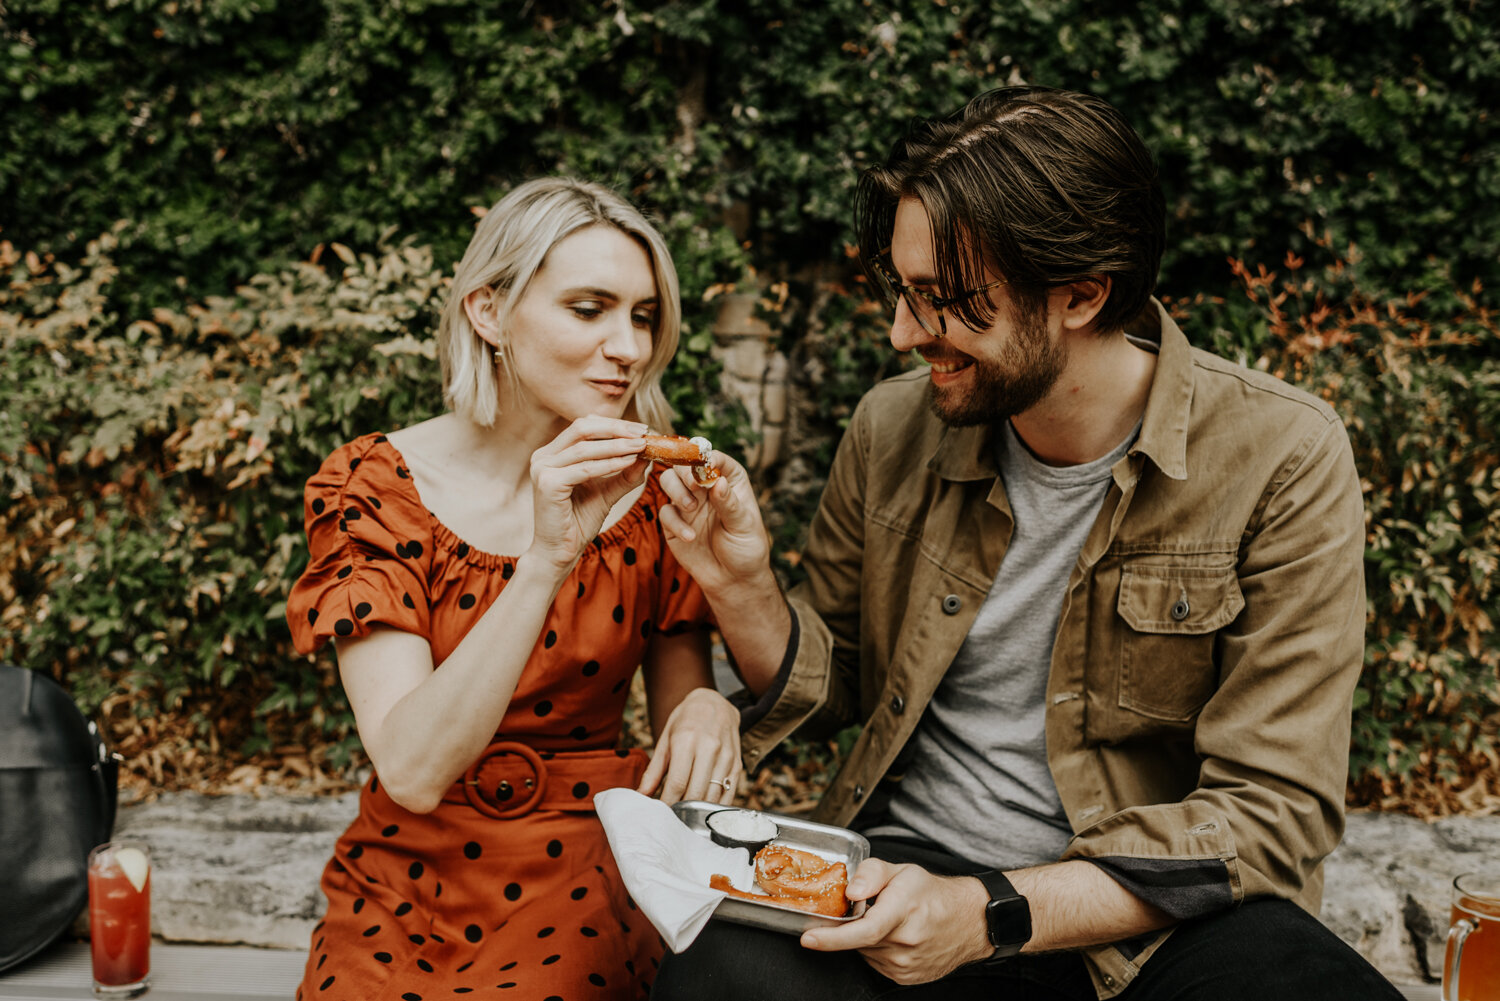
xmin=653 ymin=86 xmax=1400 ymax=1000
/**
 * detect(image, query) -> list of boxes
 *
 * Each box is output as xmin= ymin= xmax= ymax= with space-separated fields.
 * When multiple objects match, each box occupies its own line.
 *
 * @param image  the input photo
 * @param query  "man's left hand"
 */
xmin=799 ymin=859 xmax=994 ymax=985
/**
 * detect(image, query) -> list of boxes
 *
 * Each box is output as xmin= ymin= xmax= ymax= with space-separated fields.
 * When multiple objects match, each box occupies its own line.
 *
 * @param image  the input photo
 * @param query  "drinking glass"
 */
xmin=87 ymin=840 xmax=152 ymax=998
xmin=1443 ymin=872 xmax=1500 ymax=1001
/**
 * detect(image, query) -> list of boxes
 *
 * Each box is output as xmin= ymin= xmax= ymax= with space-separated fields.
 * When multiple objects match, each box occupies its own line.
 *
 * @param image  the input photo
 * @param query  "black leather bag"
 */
xmin=0 ymin=663 xmax=119 ymax=972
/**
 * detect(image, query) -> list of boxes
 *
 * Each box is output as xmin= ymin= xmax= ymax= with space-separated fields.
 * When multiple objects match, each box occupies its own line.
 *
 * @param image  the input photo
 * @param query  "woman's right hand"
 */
xmin=526 ymin=416 xmax=650 ymax=576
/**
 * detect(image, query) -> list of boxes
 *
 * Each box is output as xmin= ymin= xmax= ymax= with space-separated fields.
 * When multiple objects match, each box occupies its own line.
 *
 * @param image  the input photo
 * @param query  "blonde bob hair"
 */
xmin=438 ymin=177 xmax=681 ymax=430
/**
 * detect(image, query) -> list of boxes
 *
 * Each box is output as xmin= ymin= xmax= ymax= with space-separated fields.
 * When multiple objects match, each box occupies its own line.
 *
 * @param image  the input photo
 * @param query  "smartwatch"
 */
xmin=974 ymin=869 xmax=1032 ymax=958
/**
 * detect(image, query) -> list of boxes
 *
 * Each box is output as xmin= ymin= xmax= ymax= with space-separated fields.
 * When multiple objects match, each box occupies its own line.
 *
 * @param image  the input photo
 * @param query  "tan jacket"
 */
xmin=740 ymin=303 xmax=1367 ymax=997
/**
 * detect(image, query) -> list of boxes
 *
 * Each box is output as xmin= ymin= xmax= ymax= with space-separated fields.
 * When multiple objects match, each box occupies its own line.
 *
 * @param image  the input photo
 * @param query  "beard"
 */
xmin=926 ymin=305 xmax=1067 ymax=427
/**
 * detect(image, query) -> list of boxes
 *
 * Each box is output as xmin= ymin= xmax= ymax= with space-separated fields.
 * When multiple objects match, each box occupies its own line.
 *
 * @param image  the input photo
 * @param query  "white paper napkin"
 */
xmin=594 ymin=788 xmax=755 ymax=952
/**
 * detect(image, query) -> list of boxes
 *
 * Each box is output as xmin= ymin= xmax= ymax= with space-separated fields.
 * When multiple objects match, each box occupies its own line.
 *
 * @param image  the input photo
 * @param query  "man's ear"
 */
xmin=1056 ymin=277 xmax=1112 ymax=333
xmin=463 ymin=286 xmax=504 ymax=346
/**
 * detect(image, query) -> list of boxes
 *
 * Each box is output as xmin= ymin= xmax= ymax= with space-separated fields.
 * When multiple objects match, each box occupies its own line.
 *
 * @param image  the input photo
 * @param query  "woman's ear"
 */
xmin=463 ymin=286 xmax=504 ymax=347
xmin=1056 ymin=277 xmax=1112 ymax=333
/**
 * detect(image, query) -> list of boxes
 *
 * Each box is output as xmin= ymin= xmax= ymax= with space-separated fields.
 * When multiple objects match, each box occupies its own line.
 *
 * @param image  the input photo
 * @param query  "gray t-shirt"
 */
xmin=865 ymin=418 xmax=1140 ymax=869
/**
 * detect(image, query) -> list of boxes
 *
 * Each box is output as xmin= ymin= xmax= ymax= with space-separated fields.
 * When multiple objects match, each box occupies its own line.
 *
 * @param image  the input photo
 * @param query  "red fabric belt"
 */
xmin=440 ymin=741 xmax=648 ymax=819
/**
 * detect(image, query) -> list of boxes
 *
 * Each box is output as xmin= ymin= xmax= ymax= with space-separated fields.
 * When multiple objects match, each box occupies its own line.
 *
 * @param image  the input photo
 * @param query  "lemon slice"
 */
xmin=115 ymin=847 xmax=149 ymax=893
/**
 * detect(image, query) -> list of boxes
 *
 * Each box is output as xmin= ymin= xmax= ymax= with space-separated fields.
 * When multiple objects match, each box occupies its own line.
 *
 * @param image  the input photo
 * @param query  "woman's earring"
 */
xmin=493 ymin=347 xmax=505 ymax=369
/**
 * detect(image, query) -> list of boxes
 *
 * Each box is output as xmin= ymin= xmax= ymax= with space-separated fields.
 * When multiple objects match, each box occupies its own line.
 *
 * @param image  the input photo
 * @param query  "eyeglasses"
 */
xmin=867 ymin=252 xmax=1008 ymax=339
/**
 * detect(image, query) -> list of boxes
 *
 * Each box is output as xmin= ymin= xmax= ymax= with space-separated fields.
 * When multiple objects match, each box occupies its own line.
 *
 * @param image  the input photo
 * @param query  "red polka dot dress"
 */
xmin=286 ymin=434 xmax=713 ymax=1001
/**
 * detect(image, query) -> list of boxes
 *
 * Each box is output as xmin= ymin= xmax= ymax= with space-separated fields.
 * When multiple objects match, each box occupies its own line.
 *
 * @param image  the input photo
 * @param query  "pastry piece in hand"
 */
xmin=641 ymin=434 xmax=720 ymax=485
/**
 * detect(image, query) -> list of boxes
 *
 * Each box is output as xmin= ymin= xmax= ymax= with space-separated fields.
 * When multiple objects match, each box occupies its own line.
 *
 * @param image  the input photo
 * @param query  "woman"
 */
xmin=286 ymin=177 xmax=742 ymax=1000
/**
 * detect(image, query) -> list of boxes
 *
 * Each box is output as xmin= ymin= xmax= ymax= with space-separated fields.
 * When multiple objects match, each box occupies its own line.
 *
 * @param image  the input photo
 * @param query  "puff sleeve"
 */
xmin=647 ymin=477 xmax=716 ymax=638
xmin=286 ymin=435 xmax=432 ymax=654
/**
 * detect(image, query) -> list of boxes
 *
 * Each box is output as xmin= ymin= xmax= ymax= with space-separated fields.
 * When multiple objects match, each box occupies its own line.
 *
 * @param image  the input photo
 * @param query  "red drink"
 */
xmin=87 ymin=841 xmax=151 ymax=998
xmin=1444 ymin=873 xmax=1500 ymax=1001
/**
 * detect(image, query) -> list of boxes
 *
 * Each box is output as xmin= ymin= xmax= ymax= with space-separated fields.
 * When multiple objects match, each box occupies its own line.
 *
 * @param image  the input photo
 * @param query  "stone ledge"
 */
xmin=106 ymin=792 xmax=1496 ymax=988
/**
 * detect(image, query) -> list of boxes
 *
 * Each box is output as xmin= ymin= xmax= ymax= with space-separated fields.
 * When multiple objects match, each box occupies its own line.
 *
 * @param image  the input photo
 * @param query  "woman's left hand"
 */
xmin=636 ymin=688 xmax=743 ymax=804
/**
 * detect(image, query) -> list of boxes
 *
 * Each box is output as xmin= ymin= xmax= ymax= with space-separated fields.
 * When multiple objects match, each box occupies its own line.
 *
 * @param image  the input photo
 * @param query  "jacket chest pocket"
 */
xmin=1107 ymin=562 xmax=1245 ymax=732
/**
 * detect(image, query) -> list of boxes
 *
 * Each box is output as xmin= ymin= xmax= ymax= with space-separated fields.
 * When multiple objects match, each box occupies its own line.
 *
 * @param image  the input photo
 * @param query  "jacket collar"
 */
xmin=926 ymin=298 xmax=1193 ymax=483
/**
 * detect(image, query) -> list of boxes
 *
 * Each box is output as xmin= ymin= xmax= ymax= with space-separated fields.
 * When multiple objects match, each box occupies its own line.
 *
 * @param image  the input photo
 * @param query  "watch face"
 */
xmin=986 ymin=895 xmax=1032 ymax=952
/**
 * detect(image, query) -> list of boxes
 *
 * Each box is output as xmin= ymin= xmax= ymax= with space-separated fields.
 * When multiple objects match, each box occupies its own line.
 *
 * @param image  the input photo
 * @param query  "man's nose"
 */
xmin=888 ymin=298 xmax=935 ymax=353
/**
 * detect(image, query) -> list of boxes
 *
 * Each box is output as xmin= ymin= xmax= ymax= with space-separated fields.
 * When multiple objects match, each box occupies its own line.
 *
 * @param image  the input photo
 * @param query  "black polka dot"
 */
xmin=404 ymin=540 xmax=423 ymax=559
xmin=547 ymin=840 xmax=563 ymax=858
xmin=465 ymin=923 xmax=482 ymax=943
xmin=345 ymin=507 xmax=362 ymax=521
xmin=502 ymin=563 xmax=514 ymax=580
xmin=626 ymin=896 xmax=637 ymax=911
xmin=537 ymin=927 xmax=555 ymax=938
xmin=670 ymin=577 xmax=681 ymax=593
xmin=381 ymin=825 xmax=399 ymax=837
xmin=336 ymin=566 xmax=353 ymax=580
xmin=308 ymin=608 xmax=319 ymax=624
xmin=612 ymin=679 xmax=627 ymax=693
xmin=542 ymin=955 xmax=560 ymax=965
xmin=409 ymin=934 xmax=425 ymax=945
xmin=534 ymin=700 xmax=553 ymax=717
xmin=459 ymin=593 xmax=476 ymax=610
xmin=320 ymin=976 xmax=335 ymax=991
xmin=569 ymin=726 xmax=588 ymax=740
xmin=653 ymin=559 xmax=662 ymax=576
xmin=577 ymin=582 xmax=586 ymax=598
xmin=394 ymin=902 xmax=412 ymax=916
xmin=355 ymin=601 xmax=372 ymax=618
xmin=571 ymin=886 xmax=588 ymax=900
xmin=623 ymin=547 xmax=636 ymax=565
xmin=416 ymin=959 xmax=434 ymax=972
xmin=374 ymin=435 xmax=387 ymax=443
xmin=362 ymin=925 xmax=381 ymax=937
xmin=644 ymin=507 xmax=654 ymax=522
xmin=402 ymin=592 xmax=415 ymax=609
xmin=370 ymin=776 xmax=379 ymax=793
xmin=500 ymin=961 xmax=518 ymax=971
xmin=368 ymin=495 xmax=382 ymax=509
xmin=434 ymin=882 xmax=442 ymax=898
xmin=589 ymin=973 xmax=607 ymax=987
xmin=374 ymin=951 xmax=391 ymax=963
xmin=612 ymin=604 xmax=625 ymax=623
xmin=457 ymin=961 xmax=473 ymax=972
xmin=349 ymin=457 xmax=361 ymax=471
xmin=626 ymin=960 xmax=636 ymax=974
xmin=455 ymin=542 xmax=469 ymax=558
xmin=504 ymin=883 xmax=521 ymax=901
xmin=352 ymin=897 xmax=365 ymax=914
xmin=366 ymin=875 xmax=378 ymax=883
xmin=572 ymin=781 xmax=590 ymax=798
xmin=316 ymin=935 xmax=324 ymax=948
xmin=335 ymin=618 xmax=354 ymax=636
xmin=455 ymin=990 xmax=472 ymax=995
xmin=397 ymin=466 xmax=409 ymax=479
xmin=463 ymin=841 xmax=481 ymax=860
xmin=641 ymin=619 xmax=652 ymax=638
xmin=395 ymin=542 xmax=408 ymax=558
xmin=312 ymin=498 xmax=325 ymax=515
xmin=317 ymin=953 xmax=327 ymax=969
xmin=580 ymin=926 xmax=598 ymax=937
xmin=544 ymin=630 xmax=557 ymax=648
xmin=347 ymin=844 xmax=364 ymax=859
xmin=498 ymin=985 xmax=515 ymax=990
xmin=408 ymin=861 xmax=423 ymax=880
xmin=582 ymin=660 xmax=600 ymax=677
xmin=401 ymin=994 xmax=422 ymax=1001
xmin=338 ymin=518 xmax=347 ymax=532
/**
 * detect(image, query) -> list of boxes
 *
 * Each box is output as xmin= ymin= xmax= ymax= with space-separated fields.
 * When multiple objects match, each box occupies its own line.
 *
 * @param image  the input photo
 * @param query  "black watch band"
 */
xmin=974 ymin=869 xmax=1032 ymax=958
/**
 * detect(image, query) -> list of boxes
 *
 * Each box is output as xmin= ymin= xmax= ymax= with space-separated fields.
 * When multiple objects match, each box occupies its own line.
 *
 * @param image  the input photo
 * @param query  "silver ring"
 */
xmin=712 ymin=777 xmax=733 ymax=791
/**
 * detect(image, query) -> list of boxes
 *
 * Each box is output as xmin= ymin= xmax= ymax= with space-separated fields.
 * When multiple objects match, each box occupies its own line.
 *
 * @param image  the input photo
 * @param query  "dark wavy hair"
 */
xmin=855 ymin=86 xmax=1166 ymax=334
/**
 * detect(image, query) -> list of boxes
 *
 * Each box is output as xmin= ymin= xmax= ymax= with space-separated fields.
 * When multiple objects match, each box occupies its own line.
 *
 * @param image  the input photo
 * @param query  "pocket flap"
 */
xmin=1118 ymin=564 xmax=1245 ymax=635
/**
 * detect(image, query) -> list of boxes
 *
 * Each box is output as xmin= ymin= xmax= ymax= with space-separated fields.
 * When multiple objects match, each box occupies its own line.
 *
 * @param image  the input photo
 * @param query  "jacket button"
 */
xmin=1171 ymin=597 xmax=1190 ymax=621
xmin=889 ymin=694 xmax=905 ymax=714
xmin=941 ymin=594 xmax=962 ymax=614
xmin=1102 ymin=974 xmax=1116 ymax=988
xmin=854 ymin=785 xmax=865 ymax=800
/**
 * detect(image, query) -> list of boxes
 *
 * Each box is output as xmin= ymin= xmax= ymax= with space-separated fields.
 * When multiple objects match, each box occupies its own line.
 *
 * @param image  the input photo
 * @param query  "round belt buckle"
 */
xmin=463 ymin=742 xmax=548 ymax=819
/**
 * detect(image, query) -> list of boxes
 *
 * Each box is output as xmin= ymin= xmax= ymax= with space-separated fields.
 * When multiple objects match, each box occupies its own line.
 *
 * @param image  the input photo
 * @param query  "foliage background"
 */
xmin=2 ymin=0 xmax=1497 ymax=810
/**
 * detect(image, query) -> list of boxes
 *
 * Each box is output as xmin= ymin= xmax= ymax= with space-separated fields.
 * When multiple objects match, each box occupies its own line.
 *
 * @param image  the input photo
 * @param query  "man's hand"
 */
xmin=799 ymin=859 xmax=993 ymax=985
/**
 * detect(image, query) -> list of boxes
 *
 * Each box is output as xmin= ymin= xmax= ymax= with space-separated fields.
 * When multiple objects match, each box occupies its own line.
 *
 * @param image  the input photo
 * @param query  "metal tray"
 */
xmin=671 ymin=800 xmax=869 ymax=934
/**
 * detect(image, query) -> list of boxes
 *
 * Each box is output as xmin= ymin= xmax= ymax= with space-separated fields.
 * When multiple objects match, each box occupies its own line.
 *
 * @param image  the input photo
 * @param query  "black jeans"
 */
xmin=652 ymin=837 xmax=1405 ymax=1001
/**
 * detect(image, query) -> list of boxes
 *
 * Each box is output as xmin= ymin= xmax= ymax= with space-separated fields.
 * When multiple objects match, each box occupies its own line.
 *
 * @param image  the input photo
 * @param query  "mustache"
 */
xmin=917 ymin=347 xmax=973 ymax=366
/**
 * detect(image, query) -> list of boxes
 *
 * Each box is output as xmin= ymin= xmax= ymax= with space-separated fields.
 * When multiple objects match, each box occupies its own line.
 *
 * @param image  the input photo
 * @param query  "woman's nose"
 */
xmin=603 ymin=314 xmax=645 ymax=363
